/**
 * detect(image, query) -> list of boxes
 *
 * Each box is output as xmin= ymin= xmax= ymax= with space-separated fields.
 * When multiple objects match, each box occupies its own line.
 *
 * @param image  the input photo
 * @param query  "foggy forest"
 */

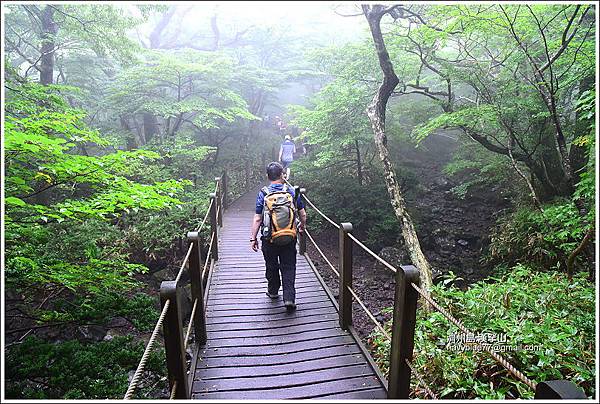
xmin=2 ymin=2 xmax=597 ymax=401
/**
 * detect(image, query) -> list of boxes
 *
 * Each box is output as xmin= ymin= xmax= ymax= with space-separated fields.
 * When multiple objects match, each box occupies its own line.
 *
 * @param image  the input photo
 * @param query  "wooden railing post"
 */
xmin=338 ymin=222 xmax=353 ymax=330
xmin=159 ymin=280 xmax=190 ymax=399
xmin=534 ymin=380 xmax=587 ymax=399
xmin=388 ymin=265 xmax=420 ymax=399
xmin=222 ymin=171 xmax=228 ymax=210
xmin=209 ymin=193 xmax=219 ymax=261
xmin=214 ymin=177 xmax=223 ymax=227
xmin=294 ymin=186 xmax=307 ymax=255
xmin=199 ymin=235 xmax=209 ymax=288
xmin=186 ymin=232 xmax=207 ymax=346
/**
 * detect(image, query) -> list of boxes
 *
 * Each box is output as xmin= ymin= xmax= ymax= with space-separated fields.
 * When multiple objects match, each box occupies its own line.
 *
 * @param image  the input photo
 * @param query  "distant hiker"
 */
xmin=279 ymin=135 xmax=296 ymax=180
xmin=250 ymin=162 xmax=307 ymax=311
xmin=274 ymin=115 xmax=282 ymax=131
xmin=279 ymin=121 xmax=288 ymax=134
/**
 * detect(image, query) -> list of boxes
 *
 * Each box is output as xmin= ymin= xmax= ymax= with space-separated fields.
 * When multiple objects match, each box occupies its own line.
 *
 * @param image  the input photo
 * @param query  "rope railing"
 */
xmin=405 ymin=358 xmax=438 ymax=399
xmin=347 ymin=233 xmax=399 ymax=274
xmin=302 ymin=194 xmax=341 ymax=229
xmin=282 ymin=177 xmax=339 ymax=229
xmin=173 ymin=197 xmax=215 ymax=286
xmin=123 ymin=299 xmax=171 ymax=400
xmin=410 ymin=281 xmax=537 ymax=390
xmin=286 ymin=177 xmax=555 ymax=399
xmin=201 ymin=233 xmax=215 ymax=280
xmin=304 ymin=228 xmax=339 ymax=278
xmin=174 ymin=244 xmax=193 ymax=285
xmin=349 ymin=222 xmax=538 ymax=392
xmin=348 ymin=224 xmax=539 ymax=393
xmin=124 ymin=173 xmax=226 ymax=400
xmin=183 ymin=298 xmax=199 ymax=350
xmin=352 ymin=222 xmax=539 ymax=391
xmin=347 ymin=286 xmax=391 ymax=340
xmin=195 ymin=199 xmax=213 ymax=233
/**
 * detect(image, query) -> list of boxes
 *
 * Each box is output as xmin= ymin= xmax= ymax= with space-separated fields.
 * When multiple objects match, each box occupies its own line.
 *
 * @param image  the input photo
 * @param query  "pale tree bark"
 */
xmin=362 ymin=5 xmax=434 ymax=294
xmin=508 ymin=134 xmax=544 ymax=212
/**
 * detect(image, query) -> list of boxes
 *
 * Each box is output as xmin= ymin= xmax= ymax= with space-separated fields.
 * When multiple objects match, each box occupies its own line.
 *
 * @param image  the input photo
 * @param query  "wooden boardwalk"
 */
xmin=192 ymin=189 xmax=387 ymax=399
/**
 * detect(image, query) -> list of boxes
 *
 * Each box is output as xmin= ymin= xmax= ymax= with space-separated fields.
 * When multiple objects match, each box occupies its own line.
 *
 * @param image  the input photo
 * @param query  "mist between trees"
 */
xmin=2 ymin=2 xmax=596 ymax=400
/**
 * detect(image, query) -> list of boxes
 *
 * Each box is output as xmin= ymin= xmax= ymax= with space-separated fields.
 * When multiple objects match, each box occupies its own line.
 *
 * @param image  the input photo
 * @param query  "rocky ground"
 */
xmin=400 ymin=134 xmax=512 ymax=285
xmin=304 ymin=133 xmax=511 ymax=344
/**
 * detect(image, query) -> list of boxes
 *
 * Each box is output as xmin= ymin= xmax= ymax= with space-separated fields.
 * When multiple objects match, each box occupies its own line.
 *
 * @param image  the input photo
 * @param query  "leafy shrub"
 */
xmin=123 ymin=185 xmax=213 ymax=264
xmin=14 ymin=259 xmax=146 ymax=293
xmin=5 ymin=336 xmax=165 ymax=399
xmin=292 ymin=157 xmax=416 ymax=249
xmin=37 ymin=292 xmax=159 ymax=332
xmin=369 ymin=266 xmax=595 ymax=398
xmin=488 ymin=200 xmax=591 ymax=271
xmin=443 ymin=142 xmax=517 ymax=200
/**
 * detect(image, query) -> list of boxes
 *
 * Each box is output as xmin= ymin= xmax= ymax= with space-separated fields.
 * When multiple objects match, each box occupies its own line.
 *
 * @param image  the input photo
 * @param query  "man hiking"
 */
xmin=278 ymin=135 xmax=296 ymax=180
xmin=250 ymin=162 xmax=307 ymax=311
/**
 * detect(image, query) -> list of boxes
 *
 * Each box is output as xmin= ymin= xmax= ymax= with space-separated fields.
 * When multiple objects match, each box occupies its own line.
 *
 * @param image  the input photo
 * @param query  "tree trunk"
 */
xmin=149 ymin=6 xmax=177 ymax=48
xmin=120 ymin=115 xmax=138 ymax=150
xmin=569 ymin=74 xmax=594 ymax=184
xmin=142 ymin=112 xmax=159 ymax=144
xmin=261 ymin=151 xmax=268 ymax=178
xmin=546 ymin=92 xmax=589 ymax=217
xmin=243 ymin=90 xmax=266 ymax=189
xmin=508 ymin=135 xmax=544 ymax=212
xmin=171 ymin=113 xmax=184 ymax=137
xmin=363 ymin=5 xmax=434 ymax=293
xmin=529 ymin=135 xmax=570 ymax=201
xmin=355 ymin=139 xmax=364 ymax=186
xmin=212 ymin=143 xmax=220 ymax=167
xmin=242 ymin=126 xmax=255 ymax=190
xmin=39 ymin=6 xmax=58 ymax=85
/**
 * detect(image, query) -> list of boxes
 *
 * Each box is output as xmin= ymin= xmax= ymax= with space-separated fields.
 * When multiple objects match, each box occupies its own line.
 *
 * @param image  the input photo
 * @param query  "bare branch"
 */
xmin=396 ymin=6 xmax=463 ymax=35
xmin=539 ymin=5 xmax=590 ymax=74
xmin=332 ymin=4 xmax=364 ymax=17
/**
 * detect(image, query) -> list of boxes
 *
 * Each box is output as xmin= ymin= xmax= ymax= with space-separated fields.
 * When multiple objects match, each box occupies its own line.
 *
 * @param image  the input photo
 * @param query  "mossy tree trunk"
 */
xmin=362 ymin=5 xmax=433 ymax=294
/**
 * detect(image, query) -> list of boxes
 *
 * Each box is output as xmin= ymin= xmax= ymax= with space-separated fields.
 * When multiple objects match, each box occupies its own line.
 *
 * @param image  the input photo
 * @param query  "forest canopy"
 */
xmin=2 ymin=2 xmax=597 ymax=400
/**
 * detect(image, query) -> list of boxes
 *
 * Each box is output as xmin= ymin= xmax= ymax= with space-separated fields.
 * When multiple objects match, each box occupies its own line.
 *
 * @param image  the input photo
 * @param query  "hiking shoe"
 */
xmin=284 ymin=300 xmax=297 ymax=311
xmin=266 ymin=291 xmax=279 ymax=299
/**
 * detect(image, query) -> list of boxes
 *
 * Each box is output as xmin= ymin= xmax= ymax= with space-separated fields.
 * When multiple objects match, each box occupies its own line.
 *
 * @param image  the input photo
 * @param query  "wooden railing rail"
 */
xmin=291 ymin=180 xmax=586 ymax=400
xmin=128 ymin=172 xmax=588 ymax=400
xmin=124 ymin=172 xmax=227 ymax=400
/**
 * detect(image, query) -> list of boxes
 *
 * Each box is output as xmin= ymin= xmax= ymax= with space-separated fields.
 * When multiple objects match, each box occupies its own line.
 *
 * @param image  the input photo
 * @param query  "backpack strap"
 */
xmin=261 ymin=186 xmax=269 ymax=196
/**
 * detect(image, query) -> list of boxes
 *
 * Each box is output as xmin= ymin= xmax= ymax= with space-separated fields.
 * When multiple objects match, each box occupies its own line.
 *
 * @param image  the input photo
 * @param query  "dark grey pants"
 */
xmin=261 ymin=239 xmax=297 ymax=302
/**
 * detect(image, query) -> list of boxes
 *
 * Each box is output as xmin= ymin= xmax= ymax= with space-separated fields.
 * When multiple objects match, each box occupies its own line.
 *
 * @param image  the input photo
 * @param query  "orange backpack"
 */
xmin=261 ymin=185 xmax=297 ymax=245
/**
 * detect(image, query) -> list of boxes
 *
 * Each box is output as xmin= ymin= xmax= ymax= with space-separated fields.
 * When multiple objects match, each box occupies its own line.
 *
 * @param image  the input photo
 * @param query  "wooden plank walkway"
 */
xmin=192 ymin=188 xmax=387 ymax=399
